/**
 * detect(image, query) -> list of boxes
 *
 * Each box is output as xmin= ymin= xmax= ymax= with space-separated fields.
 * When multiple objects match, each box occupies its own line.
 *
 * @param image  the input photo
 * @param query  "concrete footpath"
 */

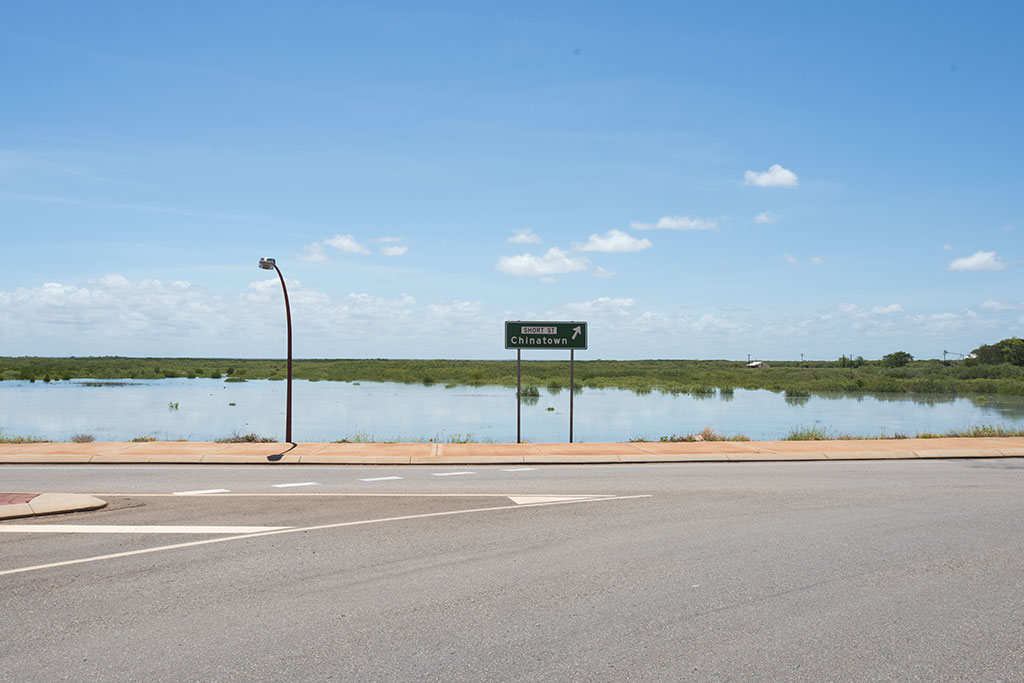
xmin=1 ymin=436 xmax=1022 ymax=465
xmin=2 ymin=437 xmax=1022 ymax=519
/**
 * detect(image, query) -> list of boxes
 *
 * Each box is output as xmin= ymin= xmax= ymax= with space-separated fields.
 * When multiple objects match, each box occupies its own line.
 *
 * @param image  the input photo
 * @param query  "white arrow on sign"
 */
xmin=572 ymin=326 xmax=581 ymax=340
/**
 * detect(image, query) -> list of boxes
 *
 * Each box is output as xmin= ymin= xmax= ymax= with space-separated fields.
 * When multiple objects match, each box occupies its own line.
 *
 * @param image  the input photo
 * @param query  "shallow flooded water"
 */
xmin=1 ymin=378 xmax=1023 ymax=443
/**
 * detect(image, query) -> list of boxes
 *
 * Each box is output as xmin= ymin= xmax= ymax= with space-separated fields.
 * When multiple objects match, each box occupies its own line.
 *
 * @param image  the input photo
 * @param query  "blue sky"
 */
xmin=2 ymin=1 xmax=1022 ymax=360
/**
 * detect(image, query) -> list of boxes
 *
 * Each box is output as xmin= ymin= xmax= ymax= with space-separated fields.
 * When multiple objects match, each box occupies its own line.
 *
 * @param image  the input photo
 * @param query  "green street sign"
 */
xmin=505 ymin=320 xmax=588 ymax=350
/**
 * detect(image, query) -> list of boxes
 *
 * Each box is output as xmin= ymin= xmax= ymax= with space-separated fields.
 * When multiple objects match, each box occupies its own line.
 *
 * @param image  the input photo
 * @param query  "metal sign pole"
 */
xmin=516 ymin=349 xmax=521 ymax=444
xmin=569 ymin=349 xmax=574 ymax=443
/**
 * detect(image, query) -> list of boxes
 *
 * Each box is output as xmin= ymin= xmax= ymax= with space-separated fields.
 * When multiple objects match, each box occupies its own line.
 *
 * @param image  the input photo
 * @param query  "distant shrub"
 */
xmin=70 ymin=433 xmax=96 ymax=443
xmin=882 ymin=351 xmax=913 ymax=368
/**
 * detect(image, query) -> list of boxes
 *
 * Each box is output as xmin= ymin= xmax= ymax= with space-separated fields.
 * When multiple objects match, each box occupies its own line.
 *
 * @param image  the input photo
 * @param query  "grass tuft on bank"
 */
xmin=0 ymin=429 xmax=51 ymax=444
xmin=215 ymin=432 xmax=276 ymax=443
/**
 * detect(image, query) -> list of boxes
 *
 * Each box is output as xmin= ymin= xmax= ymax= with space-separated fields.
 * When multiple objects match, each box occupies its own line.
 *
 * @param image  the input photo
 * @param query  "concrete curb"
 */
xmin=0 ymin=493 xmax=107 ymax=520
xmin=0 ymin=438 xmax=1022 ymax=465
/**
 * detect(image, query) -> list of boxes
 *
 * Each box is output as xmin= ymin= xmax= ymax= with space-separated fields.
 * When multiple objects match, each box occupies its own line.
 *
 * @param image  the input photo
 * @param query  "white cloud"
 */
xmin=298 ymin=242 xmax=328 ymax=263
xmin=0 ymin=276 xmax=230 ymax=353
xmin=323 ymin=233 xmax=370 ymax=255
xmin=381 ymin=245 xmax=408 ymax=256
xmin=871 ymin=304 xmax=904 ymax=314
xmin=345 ymin=292 xmax=416 ymax=312
xmin=378 ymin=236 xmax=403 ymax=243
xmin=496 ymin=247 xmax=589 ymax=277
xmin=948 ymin=250 xmax=1006 ymax=272
xmin=754 ymin=211 xmax=778 ymax=224
xmin=427 ymin=300 xmax=483 ymax=320
xmin=810 ymin=256 xmax=825 ymax=265
xmin=781 ymin=252 xmax=797 ymax=264
xmin=508 ymin=228 xmax=542 ymax=244
xmin=630 ymin=215 xmax=718 ymax=231
xmin=838 ymin=303 xmax=860 ymax=313
xmin=576 ymin=229 xmax=652 ymax=253
xmin=0 ymin=276 xmax=497 ymax=358
xmin=560 ymin=297 xmax=637 ymax=316
xmin=592 ymin=267 xmax=616 ymax=279
xmin=908 ymin=310 xmax=982 ymax=335
xmin=744 ymin=164 xmax=799 ymax=188
xmin=980 ymin=299 xmax=1019 ymax=311
xmin=942 ymin=243 xmax=954 ymax=251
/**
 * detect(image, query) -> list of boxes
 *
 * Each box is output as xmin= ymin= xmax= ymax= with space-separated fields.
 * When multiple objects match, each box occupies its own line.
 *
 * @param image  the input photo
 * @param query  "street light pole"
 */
xmin=259 ymin=257 xmax=293 ymax=443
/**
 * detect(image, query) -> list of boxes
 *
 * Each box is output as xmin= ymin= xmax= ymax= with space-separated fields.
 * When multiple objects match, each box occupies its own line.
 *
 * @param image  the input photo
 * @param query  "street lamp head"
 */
xmin=259 ymin=257 xmax=276 ymax=270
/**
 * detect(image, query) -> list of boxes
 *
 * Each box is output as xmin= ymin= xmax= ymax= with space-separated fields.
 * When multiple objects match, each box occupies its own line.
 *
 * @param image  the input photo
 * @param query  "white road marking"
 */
xmin=0 ymin=525 xmax=291 ymax=535
xmin=92 ymin=492 xmax=596 ymax=498
xmin=501 ymin=468 xmax=537 ymax=472
xmin=172 ymin=489 xmax=230 ymax=495
xmin=432 ymin=471 xmax=475 ymax=477
xmin=271 ymin=482 xmax=320 ymax=488
xmin=359 ymin=476 xmax=403 ymax=482
xmin=507 ymin=495 xmax=603 ymax=505
xmin=0 ymin=495 xmax=651 ymax=576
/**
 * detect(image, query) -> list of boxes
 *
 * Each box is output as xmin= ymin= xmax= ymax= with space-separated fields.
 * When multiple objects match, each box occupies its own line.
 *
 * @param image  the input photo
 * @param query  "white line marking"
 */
xmin=271 ymin=482 xmax=320 ymax=488
xmin=0 ymin=525 xmax=291 ymax=535
xmin=507 ymin=495 xmax=602 ymax=505
xmin=93 ymin=492 xmax=610 ymax=498
xmin=359 ymin=476 xmax=403 ymax=482
xmin=501 ymin=468 xmax=537 ymax=472
xmin=432 ymin=471 xmax=475 ymax=477
xmin=172 ymin=489 xmax=230 ymax=495
xmin=0 ymin=495 xmax=651 ymax=576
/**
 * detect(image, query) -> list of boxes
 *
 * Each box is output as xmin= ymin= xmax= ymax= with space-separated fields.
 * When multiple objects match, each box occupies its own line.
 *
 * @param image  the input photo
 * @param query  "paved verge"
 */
xmin=0 ymin=437 xmax=1021 ymax=465
xmin=0 ymin=493 xmax=107 ymax=520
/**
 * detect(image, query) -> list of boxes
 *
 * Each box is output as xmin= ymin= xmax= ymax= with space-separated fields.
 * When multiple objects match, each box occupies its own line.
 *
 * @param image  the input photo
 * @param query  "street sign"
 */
xmin=506 ymin=320 xmax=588 ymax=444
xmin=504 ymin=320 xmax=588 ymax=350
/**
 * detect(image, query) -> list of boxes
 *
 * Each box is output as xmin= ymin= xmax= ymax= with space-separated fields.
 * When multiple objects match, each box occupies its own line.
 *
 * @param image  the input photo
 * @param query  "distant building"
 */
xmin=746 ymin=361 xmax=770 ymax=368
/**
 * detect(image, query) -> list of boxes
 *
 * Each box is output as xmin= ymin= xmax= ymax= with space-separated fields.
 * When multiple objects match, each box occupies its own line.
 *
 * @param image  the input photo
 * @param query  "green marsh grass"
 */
xmin=5 ymin=356 xmax=1023 ymax=398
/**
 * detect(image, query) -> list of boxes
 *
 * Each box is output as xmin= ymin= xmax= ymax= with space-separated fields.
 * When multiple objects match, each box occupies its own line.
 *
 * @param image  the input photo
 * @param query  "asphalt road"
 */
xmin=2 ymin=460 xmax=1023 ymax=681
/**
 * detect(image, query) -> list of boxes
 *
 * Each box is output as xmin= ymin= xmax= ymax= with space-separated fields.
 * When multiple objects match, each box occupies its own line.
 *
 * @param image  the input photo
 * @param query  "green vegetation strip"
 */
xmin=4 ymin=355 xmax=1024 ymax=397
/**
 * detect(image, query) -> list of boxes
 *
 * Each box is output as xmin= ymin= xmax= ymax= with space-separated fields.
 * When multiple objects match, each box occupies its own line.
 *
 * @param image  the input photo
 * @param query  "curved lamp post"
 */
xmin=259 ymin=257 xmax=293 ymax=443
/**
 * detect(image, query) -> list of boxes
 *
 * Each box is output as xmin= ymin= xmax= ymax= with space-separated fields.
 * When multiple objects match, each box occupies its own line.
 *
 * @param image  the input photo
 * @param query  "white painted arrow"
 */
xmin=571 ymin=326 xmax=581 ymax=340
xmin=507 ymin=495 xmax=601 ymax=505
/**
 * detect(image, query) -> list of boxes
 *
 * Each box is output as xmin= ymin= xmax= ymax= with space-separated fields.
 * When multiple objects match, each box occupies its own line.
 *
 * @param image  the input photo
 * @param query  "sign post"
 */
xmin=505 ymin=321 xmax=588 ymax=443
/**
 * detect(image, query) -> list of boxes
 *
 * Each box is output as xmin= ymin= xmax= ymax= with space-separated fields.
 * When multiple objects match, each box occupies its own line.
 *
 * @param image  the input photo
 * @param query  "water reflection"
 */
xmin=0 ymin=378 xmax=1022 ymax=443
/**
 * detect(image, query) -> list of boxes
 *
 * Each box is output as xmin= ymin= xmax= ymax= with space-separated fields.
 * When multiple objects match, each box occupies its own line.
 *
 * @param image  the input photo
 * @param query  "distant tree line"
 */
xmin=967 ymin=337 xmax=1024 ymax=366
